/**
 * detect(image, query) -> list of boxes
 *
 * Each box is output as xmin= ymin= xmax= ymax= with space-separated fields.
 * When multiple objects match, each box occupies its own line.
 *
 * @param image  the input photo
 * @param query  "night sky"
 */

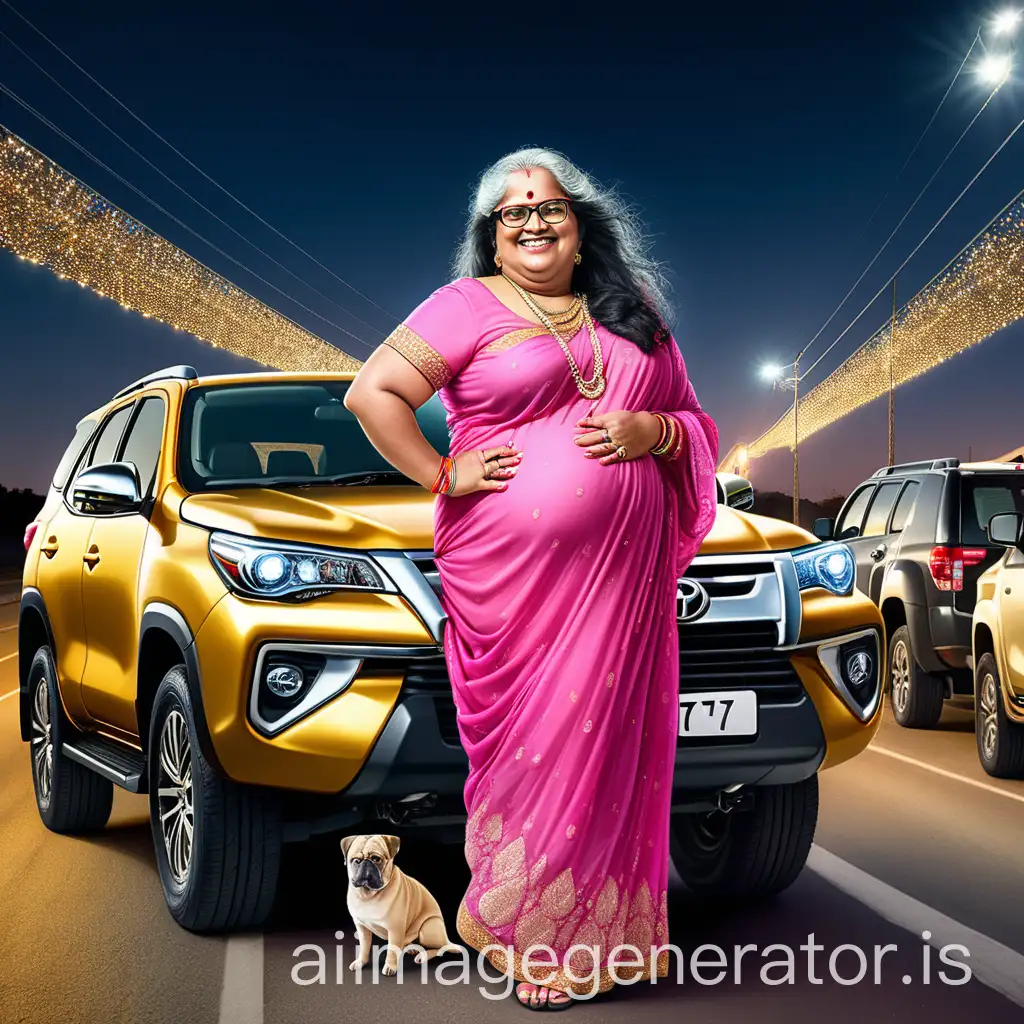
xmin=1 ymin=0 xmax=1023 ymax=499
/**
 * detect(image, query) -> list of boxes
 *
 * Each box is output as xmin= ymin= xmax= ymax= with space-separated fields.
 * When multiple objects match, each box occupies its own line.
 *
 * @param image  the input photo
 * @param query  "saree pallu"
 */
xmin=382 ymin=277 xmax=719 ymax=994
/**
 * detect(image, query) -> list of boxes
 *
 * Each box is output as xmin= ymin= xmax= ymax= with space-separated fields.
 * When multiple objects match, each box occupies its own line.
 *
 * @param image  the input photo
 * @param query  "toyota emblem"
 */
xmin=677 ymin=578 xmax=711 ymax=623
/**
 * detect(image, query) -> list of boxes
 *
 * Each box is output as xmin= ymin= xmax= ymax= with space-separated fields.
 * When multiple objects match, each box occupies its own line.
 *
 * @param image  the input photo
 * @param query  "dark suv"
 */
xmin=814 ymin=458 xmax=1024 ymax=728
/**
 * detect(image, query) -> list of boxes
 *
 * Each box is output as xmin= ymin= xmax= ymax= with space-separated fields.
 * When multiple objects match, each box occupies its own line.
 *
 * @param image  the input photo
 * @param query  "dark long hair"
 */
xmin=451 ymin=147 xmax=674 ymax=353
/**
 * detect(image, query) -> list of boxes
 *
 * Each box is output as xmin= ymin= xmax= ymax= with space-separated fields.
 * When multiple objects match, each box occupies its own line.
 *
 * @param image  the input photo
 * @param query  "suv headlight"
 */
xmin=209 ymin=532 xmax=391 ymax=601
xmin=792 ymin=541 xmax=855 ymax=596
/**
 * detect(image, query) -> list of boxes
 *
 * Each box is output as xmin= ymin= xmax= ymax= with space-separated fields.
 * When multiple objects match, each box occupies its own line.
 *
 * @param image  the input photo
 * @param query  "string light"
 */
xmin=722 ymin=196 xmax=1024 ymax=470
xmin=0 ymin=126 xmax=362 ymax=373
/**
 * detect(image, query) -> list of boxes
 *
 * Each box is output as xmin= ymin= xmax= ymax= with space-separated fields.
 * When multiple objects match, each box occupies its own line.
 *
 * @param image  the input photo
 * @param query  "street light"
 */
xmin=978 ymin=53 xmax=1013 ymax=85
xmin=992 ymin=9 xmax=1022 ymax=34
xmin=759 ymin=352 xmax=806 ymax=525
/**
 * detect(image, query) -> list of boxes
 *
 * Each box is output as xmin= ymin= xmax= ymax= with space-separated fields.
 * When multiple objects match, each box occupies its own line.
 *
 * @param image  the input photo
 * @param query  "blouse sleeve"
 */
xmin=380 ymin=281 xmax=481 ymax=392
xmin=654 ymin=339 xmax=720 ymax=576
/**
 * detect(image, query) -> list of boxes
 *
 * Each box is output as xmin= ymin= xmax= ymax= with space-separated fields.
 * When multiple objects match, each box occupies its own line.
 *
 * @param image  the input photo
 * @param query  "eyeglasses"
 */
xmin=491 ymin=198 xmax=572 ymax=229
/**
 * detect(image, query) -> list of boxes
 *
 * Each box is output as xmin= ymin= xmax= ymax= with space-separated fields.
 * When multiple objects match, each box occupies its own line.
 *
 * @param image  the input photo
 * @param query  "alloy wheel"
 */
xmin=31 ymin=676 xmax=53 ymax=809
xmin=979 ymin=671 xmax=1000 ymax=763
xmin=891 ymin=640 xmax=910 ymax=715
xmin=157 ymin=710 xmax=194 ymax=886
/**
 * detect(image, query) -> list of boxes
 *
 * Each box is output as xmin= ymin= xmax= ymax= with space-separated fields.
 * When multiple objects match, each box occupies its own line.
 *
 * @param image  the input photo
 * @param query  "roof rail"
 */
xmin=872 ymin=458 xmax=960 ymax=477
xmin=112 ymin=365 xmax=198 ymax=400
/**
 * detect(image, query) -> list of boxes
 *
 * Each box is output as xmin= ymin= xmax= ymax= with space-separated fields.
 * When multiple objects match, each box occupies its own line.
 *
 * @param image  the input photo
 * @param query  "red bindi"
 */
xmin=526 ymin=190 xmax=534 ymax=199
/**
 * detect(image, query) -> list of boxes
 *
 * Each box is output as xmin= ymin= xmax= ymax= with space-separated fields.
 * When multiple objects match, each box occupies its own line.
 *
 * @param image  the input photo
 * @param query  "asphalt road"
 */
xmin=1 ymin=599 xmax=1023 ymax=1024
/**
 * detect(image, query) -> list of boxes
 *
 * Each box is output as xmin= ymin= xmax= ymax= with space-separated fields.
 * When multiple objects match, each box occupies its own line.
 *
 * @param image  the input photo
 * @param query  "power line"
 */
xmin=801 ymin=106 xmax=1024 ymax=380
xmin=0 ymin=79 xmax=376 ymax=352
xmin=0 ymin=28 xmax=387 ymax=340
xmin=0 ymin=0 xmax=399 ymax=323
xmin=796 ymin=37 xmax=998 ymax=367
xmin=851 ymin=31 xmax=981 ymax=246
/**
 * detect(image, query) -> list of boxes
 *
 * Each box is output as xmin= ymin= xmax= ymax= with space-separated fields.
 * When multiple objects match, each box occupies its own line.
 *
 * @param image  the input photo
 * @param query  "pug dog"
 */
xmin=342 ymin=834 xmax=461 ymax=975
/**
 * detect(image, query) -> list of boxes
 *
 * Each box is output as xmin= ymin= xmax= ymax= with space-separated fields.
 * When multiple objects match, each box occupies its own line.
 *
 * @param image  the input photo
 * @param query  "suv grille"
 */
xmin=678 ymin=621 xmax=804 ymax=705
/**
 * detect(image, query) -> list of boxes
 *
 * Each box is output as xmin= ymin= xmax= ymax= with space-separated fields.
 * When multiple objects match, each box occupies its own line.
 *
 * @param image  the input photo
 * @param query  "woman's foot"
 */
xmin=516 ymin=982 xmax=573 ymax=1010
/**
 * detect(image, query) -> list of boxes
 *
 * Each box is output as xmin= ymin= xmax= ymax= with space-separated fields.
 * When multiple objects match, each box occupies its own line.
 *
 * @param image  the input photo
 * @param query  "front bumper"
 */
xmin=195 ymin=548 xmax=884 ymax=825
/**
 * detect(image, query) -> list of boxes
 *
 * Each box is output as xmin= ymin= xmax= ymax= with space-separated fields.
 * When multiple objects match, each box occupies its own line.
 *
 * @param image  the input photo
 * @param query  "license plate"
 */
xmin=679 ymin=690 xmax=758 ymax=737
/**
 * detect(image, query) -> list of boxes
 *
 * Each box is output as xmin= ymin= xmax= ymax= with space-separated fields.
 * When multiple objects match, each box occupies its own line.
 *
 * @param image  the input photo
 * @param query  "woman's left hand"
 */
xmin=573 ymin=411 xmax=663 ymax=465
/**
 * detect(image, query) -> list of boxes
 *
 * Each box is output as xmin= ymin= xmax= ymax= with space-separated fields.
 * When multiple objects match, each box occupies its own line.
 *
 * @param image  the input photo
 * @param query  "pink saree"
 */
xmin=383 ymin=277 xmax=719 ymax=994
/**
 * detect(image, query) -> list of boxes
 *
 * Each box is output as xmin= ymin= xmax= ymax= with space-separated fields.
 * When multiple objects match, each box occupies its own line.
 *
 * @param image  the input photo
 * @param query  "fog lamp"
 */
xmin=844 ymin=650 xmax=873 ymax=689
xmin=265 ymin=664 xmax=303 ymax=697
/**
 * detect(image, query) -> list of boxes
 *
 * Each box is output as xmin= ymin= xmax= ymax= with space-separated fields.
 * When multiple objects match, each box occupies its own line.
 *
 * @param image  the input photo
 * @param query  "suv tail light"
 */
xmin=928 ymin=546 xmax=987 ymax=591
xmin=24 ymin=521 xmax=40 ymax=552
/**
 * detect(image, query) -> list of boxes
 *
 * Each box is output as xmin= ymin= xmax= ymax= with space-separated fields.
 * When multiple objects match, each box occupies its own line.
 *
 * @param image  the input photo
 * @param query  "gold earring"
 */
xmin=573 ymin=252 xmax=582 ymax=266
xmin=495 ymin=252 xmax=502 ymax=268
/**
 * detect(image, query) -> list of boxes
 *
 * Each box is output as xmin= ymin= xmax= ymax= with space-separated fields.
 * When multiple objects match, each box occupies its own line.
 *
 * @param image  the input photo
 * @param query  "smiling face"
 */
xmin=492 ymin=167 xmax=580 ymax=291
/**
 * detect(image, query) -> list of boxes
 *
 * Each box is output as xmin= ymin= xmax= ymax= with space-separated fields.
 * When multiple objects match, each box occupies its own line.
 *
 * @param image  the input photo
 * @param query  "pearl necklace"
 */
xmin=502 ymin=275 xmax=606 ymax=399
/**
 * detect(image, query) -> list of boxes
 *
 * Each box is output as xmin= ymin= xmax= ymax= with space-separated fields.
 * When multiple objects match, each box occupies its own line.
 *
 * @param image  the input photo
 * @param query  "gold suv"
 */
xmin=19 ymin=366 xmax=885 ymax=932
xmin=971 ymin=505 xmax=1024 ymax=777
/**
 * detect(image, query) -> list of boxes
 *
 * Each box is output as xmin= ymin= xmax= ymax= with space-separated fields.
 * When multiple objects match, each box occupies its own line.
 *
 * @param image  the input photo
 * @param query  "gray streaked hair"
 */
xmin=451 ymin=146 xmax=675 ymax=347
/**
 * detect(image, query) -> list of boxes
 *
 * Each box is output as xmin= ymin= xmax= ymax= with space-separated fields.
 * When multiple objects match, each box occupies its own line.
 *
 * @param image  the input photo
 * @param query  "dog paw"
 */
xmin=349 ymin=960 xmax=367 ymax=972
xmin=382 ymin=964 xmax=398 ymax=976
xmin=413 ymin=952 xmax=427 ymax=964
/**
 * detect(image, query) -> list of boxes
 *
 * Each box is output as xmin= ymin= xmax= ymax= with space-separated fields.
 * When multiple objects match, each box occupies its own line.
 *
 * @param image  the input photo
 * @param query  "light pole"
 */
xmin=759 ymin=354 xmax=807 ymax=525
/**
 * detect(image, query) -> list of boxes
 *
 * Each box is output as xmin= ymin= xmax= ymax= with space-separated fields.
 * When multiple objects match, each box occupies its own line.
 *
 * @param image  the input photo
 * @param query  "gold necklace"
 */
xmin=503 ymin=275 xmax=606 ymax=399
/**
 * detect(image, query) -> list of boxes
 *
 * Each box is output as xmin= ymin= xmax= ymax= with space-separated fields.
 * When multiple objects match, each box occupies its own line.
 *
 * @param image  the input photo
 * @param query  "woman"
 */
xmin=345 ymin=147 xmax=719 ymax=1009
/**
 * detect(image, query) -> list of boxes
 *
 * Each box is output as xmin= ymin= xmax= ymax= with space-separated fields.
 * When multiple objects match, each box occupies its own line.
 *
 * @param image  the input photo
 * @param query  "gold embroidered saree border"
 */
xmin=483 ymin=326 xmax=549 ymax=353
xmin=382 ymin=323 xmax=452 ymax=390
xmin=456 ymin=897 xmax=670 ymax=996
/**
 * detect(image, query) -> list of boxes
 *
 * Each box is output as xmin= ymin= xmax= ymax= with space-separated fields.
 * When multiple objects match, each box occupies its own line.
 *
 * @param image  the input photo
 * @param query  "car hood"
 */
xmin=180 ymin=486 xmax=818 ymax=556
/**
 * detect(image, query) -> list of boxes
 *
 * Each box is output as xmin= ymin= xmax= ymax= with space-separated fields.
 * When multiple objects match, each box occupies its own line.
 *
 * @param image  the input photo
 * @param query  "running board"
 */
xmin=63 ymin=735 xmax=147 ymax=793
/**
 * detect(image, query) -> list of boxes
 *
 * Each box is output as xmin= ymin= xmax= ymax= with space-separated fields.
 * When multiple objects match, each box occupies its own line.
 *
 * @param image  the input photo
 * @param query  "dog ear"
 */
xmin=340 ymin=834 xmax=359 ymax=860
xmin=382 ymin=835 xmax=401 ymax=860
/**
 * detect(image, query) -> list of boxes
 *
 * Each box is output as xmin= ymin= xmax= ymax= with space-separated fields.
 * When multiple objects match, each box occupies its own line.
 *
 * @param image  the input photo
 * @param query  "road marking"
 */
xmin=219 ymin=934 xmax=263 ymax=1024
xmin=0 ymin=653 xmax=17 ymax=666
xmin=0 ymin=689 xmax=17 ymax=702
xmin=869 ymin=744 xmax=1024 ymax=807
xmin=0 ymin=624 xmax=16 ymax=632
xmin=809 ymin=845 xmax=1024 ymax=1008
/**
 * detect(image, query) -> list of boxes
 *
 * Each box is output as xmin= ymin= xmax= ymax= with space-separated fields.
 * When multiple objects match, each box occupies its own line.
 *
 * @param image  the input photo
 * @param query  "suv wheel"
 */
xmin=888 ymin=626 xmax=944 ymax=729
xmin=669 ymin=776 xmax=818 ymax=900
xmin=27 ymin=647 xmax=113 ymax=833
xmin=975 ymin=653 xmax=1024 ymax=778
xmin=148 ymin=665 xmax=282 ymax=932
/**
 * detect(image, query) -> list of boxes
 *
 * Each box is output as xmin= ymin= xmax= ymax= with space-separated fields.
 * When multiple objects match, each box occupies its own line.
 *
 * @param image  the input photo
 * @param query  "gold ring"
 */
xmin=616 ymin=446 xmax=627 ymax=460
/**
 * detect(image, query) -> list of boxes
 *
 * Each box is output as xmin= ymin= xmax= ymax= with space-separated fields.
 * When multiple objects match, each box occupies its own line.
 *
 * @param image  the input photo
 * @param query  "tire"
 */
xmin=670 ymin=775 xmax=818 ymax=900
xmin=148 ymin=664 xmax=282 ymax=932
xmin=27 ymin=646 xmax=113 ymax=834
xmin=888 ymin=625 xmax=944 ymax=729
xmin=975 ymin=653 xmax=1024 ymax=779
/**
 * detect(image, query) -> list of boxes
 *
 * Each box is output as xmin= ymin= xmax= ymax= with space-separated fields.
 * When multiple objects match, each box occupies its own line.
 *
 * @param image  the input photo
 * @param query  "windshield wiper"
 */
xmin=293 ymin=471 xmax=417 ymax=488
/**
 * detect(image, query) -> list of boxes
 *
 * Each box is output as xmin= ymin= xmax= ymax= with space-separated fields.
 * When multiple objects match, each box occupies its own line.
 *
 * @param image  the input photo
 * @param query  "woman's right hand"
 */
xmin=448 ymin=445 xmax=522 ymax=496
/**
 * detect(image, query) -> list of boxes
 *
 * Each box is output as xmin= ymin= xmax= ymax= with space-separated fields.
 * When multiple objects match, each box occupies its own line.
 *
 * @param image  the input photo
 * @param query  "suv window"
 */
xmin=119 ymin=397 xmax=166 ymax=498
xmin=177 ymin=381 xmax=452 ymax=492
xmin=862 ymin=482 xmax=903 ymax=537
xmin=52 ymin=417 xmax=98 ymax=489
xmin=890 ymin=481 xmax=919 ymax=534
xmin=88 ymin=404 xmax=135 ymax=468
xmin=836 ymin=484 xmax=875 ymax=540
xmin=962 ymin=477 xmax=1024 ymax=545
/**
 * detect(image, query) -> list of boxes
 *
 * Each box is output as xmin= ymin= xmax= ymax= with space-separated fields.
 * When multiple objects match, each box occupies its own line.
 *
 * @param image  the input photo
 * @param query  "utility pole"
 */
xmin=793 ymin=351 xmax=800 ymax=526
xmin=889 ymin=274 xmax=897 ymax=467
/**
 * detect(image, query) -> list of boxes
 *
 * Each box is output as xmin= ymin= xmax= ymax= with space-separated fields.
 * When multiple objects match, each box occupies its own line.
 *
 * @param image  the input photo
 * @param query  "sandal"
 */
xmin=516 ymin=982 xmax=574 ymax=1011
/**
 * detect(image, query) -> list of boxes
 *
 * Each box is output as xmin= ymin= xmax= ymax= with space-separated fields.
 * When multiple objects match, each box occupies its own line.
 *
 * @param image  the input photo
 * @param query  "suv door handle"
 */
xmin=83 ymin=545 xmax=101 ymax=569
xmin=40 ymin=536 xmax=59 ymax=558
xmin=870 ymin=544 xmax=887 ymax=561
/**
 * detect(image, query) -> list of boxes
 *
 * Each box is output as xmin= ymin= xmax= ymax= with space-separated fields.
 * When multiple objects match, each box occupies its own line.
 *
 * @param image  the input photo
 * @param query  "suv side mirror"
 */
xmin=715 ymin=473 xmax=755 ymax=511
xmin=72 ymin=462 xmax=142 ymax=515
xmin=812 ymin=517 xmax=834 ymax=541
xmin=987 ymin=511 xmax=1024 ymax=549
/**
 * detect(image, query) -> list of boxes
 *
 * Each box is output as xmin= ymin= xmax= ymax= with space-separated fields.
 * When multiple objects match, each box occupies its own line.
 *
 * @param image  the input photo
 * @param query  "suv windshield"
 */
xmin=178 ymin=381 xmax=451 ymax=492
xmin=962 ymin=475 xmax=1024 ymax=546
